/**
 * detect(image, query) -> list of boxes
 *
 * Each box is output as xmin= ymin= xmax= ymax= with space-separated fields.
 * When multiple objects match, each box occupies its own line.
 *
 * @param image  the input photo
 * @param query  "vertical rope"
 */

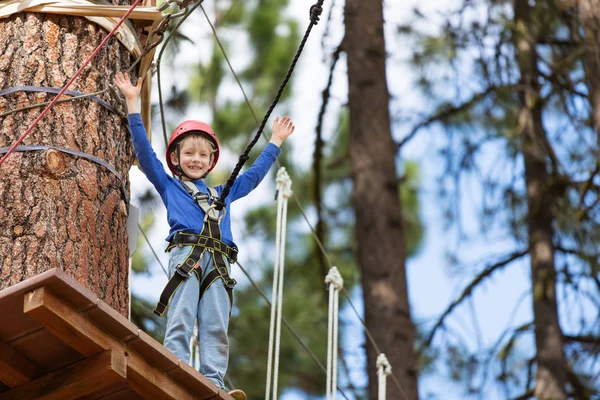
xmin=265 ymin=167 xmax=293 ymax=400
xmin=325 ymin=267 xmax=343 ymax=400
xmin=376 ymin=353 xmax=392 ymax=400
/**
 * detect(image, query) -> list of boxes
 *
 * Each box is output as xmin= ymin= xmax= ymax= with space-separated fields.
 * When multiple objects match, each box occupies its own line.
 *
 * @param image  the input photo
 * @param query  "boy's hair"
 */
xmin=173 ymin=131 xmax=217 ymax=155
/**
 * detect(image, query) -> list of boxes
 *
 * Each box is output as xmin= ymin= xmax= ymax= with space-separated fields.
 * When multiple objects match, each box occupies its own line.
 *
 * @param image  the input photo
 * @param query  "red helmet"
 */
xmin=165 ymin=120 xmax=220 ymax=176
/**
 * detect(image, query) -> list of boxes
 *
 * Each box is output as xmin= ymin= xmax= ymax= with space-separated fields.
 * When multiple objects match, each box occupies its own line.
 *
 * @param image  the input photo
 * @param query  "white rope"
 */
xmin=377 ymin=353 xmax=392 ymax=400
xmin=265 ymin=167 xmax=292 ymax=400
xmin=325 ymin=266 xmax=343 ymax=400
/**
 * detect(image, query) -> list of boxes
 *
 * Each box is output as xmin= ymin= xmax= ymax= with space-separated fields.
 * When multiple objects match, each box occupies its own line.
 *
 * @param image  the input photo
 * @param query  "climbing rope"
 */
xmin=376 ymin=353 xmax=392 ymax=400
xmin=265 ymin=167 xmax=293 ymax=400
xmin=0 ymin=0 xmax=143 ymax=167
xmin=213 ymin=0 xmax=325 ymax=211
xmin=325 ymin=267 xmax=343 ymax=400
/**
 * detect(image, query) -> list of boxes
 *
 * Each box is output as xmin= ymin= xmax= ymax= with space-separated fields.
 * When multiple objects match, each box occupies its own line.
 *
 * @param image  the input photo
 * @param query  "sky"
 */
xmin=127 ymin=0 xmax=571 ymax=399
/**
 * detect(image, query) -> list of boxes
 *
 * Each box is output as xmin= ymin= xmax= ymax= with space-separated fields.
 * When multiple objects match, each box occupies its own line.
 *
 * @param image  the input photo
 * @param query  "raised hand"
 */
xmin=270 ymin=116 xmax=295 ymax=146
xmin=113 ymin=72 xmax=143 ymax=101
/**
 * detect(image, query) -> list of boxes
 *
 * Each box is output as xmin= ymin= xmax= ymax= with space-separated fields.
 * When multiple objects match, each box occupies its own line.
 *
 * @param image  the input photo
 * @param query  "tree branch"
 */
xmin=397 ymin=85 xmax=507 ymax=150
xmin=423 ymin=248 xmax=529 ymax=348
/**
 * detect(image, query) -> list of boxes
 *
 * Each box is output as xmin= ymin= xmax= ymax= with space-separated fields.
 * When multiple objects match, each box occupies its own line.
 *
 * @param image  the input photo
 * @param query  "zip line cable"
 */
xmin=198 ymin=6 xmax=408 ymax=398
xmin=0 ymin=0 xmax=143 ymax=167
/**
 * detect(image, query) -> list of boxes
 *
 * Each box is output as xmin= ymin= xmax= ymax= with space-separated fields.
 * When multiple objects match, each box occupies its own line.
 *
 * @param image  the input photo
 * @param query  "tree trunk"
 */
xmin=344 ymin=0 xmax=419 ymax=399
xmin=0 ymin=9 xmax=135 ymax=317
xmin=513 ymin=2 xmax=568 ymax=399
xmin=575 ymin=0 xmax=600 ymax=163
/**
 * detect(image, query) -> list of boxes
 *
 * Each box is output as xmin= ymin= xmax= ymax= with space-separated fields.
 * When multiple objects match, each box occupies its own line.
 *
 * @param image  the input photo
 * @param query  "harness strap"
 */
xmin=154 ymin=244 xmax=205 ymax=317
xmin=182 ymin=181 xmax=221 ymax=221
xmin=166 ymin=232 xmax=238 ymax=262
xmin=154 ymin=182 xmax=236 ymax=317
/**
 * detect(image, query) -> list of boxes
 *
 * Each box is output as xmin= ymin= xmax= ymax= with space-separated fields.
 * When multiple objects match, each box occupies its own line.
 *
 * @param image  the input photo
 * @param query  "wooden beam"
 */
xmin=0 ymin=350 xmax=126 ymax=400
xmin=127 ymin=354 xmax=202 ymax=400
xmin=23 ymin=286 xmax=206 ymax=399
xmin=0 ymin=1 xmax=162 ymax=21
xmin=23 ymin=287 xmax=110 ymax=357
xmin=0 ymin=341 xmax=39 ymax=388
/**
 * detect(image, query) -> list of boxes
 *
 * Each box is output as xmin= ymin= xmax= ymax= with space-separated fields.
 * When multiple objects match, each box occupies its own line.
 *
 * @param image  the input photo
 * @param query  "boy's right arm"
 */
xmin=114 ymin=73 xmax=170 ymax=191
xmin=128 ymin=113 xmax=170 ymax=192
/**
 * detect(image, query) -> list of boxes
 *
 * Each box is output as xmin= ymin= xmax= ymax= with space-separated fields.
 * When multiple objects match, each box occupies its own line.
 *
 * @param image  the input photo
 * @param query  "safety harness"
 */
xmin=153 ymin=182 xmax=238 ymax=317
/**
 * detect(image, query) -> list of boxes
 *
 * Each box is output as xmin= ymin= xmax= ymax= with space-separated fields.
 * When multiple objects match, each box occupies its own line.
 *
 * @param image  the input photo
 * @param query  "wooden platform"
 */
xmin=0 ymin=268 xmax=234 ymax=400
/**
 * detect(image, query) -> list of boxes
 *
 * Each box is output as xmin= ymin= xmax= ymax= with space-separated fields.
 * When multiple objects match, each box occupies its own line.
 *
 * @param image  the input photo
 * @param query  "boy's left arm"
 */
xmin=223 ymin=116 xmax=294 ymax=200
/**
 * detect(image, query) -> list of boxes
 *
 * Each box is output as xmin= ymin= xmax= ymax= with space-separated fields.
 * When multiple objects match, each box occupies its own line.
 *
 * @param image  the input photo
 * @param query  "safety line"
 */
xmin=235 ymin=260 xmax=352 ymax=400
xmin=0 ymin=86 xmax=116 ymax=113
xmin=0 ymin=0 xmax=143 ymax=167
xmin=138 ymin=224 xmax=168 ymax=277
xmin=0 ymin=88 xmax=113 ymax=119
xmin=0 ymin=144 xmax=128 ymax=200
xmin=201 ymin=9 xmax=409 ymax=398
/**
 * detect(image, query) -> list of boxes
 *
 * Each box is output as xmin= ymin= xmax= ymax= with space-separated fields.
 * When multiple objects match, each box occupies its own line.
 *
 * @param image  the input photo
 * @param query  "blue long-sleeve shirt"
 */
xmin=128 ymin=113 xmax=280 ymax=248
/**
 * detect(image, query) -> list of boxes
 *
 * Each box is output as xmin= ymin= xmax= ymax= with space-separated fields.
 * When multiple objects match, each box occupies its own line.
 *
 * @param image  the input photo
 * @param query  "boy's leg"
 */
xmin=197 ymin=253 xmax=231 ymax=389
xmin=163 ymin=246 xmax=201 ymax=364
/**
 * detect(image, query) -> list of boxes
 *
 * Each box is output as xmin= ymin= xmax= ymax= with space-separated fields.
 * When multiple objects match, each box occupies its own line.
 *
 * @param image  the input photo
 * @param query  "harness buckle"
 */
xmin=224 ymin=278 xmax=237 ymax=289
xmin=175 ymin=265 xmax=190 ymax=277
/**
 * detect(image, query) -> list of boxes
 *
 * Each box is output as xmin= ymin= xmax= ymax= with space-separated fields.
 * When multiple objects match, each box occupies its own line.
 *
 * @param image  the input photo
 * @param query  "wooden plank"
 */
xmin=1 ymin=295 xmax=42 ymax=343
xmin=126 ymin=329 xmax=179 ymax=372
xmin=23 ymin=287 xmax=109 ymax=357
xmin=126 ymin=355 xmax=202 ymax=400
xmin=0 ymin=350 xmax=126 ymax=400
xmin=9 ymin=328 xmax=84 ymax=371
xmin=95 ymin=386 xmax=144 ymax=400
xmin=23 ymin=285 xmax=220 ymax=399
xmin=76 ymin=383 xmax=141 ymax=400
xmin=0 ymin=0 xmax=162 ymax=21
xmin=168 ymin=360 xmax=219 ymax=399
xmin=85 ymin=301 xmax=138 ymax=342
xmin=0 ymin=341 xmax=39 ymax=388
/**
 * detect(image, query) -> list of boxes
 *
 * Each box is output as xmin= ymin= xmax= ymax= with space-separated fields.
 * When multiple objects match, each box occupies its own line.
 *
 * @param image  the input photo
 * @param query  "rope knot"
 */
xmin=325 ymin=266 xmax=344 ymax=291
xmin=310 ymin=3 xmax=323 ymax=24
xmin=376 ymin=353 xmax=392 ymax=376
xmin=276 ymin=167 xmax=293 ymax=198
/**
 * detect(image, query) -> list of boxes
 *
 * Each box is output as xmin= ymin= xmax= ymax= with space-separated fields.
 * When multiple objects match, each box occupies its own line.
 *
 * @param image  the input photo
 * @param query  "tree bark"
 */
xmin=344 ymin=0 xmax=419 ymax=399
xmin=513 ymin=2 xmax=568 ymax=399
xmin=0 ymin=9 xmax=135 ymax=316
xmin=575 ymin=0 xmax=600 ymax=163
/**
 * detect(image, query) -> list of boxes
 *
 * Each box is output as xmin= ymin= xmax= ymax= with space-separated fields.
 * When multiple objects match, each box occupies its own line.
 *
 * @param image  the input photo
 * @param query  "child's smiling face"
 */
xmin=170 ymin=135 xmax=215 ymax=180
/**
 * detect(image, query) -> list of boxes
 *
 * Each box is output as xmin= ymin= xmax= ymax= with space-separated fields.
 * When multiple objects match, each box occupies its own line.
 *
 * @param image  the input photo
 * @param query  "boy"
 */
xmin=114 ymin=72 xmax=294 ymax=399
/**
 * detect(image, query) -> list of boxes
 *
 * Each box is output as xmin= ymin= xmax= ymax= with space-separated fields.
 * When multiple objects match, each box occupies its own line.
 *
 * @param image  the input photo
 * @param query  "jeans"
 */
xmin=163 ymin=246 xmax=231 ymax=388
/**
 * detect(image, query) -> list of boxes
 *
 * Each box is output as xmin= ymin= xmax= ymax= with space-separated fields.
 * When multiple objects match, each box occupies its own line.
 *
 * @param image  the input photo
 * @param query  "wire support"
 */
xmin=0 ymin=144 xmax=128 ymax=200
xmin=137 ymin=224 xmax=168 ymax=277
xmin=234 ymin=260 xmax=351 ymax=400
xmin=156 ymin=0 xmax=206 ymax=146
xmin=340 ymin=287 xmax=408 ymax=400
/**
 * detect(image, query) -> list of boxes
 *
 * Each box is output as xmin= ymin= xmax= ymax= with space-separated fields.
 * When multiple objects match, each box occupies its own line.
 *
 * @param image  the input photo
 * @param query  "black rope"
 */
xmin=213 ymin=0 xmax=325 ymax=210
